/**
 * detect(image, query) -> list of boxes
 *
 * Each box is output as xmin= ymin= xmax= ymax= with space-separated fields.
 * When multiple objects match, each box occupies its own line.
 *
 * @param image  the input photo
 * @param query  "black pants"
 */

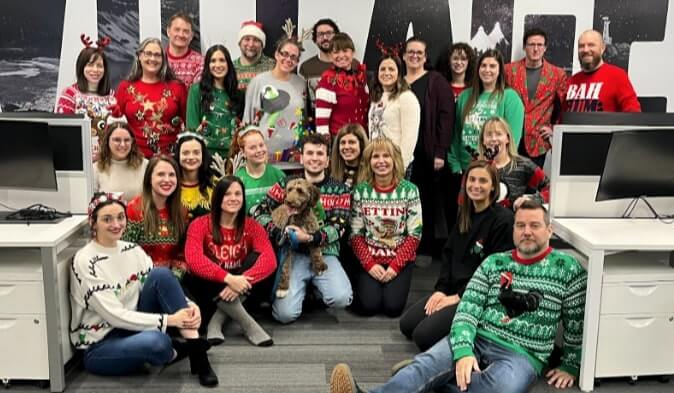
xmin=398 ymin=294 xmax=458 ymax=351
xmin=518 ymin=138 xmax=547 ymax=168
xmin=353 ymin=264 xmax=414 ymax=317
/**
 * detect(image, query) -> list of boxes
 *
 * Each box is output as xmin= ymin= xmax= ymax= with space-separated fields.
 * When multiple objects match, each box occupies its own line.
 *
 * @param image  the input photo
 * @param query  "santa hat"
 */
xmin=238 ymin=20 xmax=266 ymax=47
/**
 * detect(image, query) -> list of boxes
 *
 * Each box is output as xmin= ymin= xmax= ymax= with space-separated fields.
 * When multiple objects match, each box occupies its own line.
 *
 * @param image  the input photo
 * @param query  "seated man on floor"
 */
xmin=330 ymin=199 xmax=587 ymax=393
xmin=253 ymin=133 xmax=353 ymax=323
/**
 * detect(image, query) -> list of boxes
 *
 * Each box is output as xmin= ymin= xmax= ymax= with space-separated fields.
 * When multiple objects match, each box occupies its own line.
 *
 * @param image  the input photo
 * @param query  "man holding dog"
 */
xmin=253 ymin=133 xmax=353 ymax=323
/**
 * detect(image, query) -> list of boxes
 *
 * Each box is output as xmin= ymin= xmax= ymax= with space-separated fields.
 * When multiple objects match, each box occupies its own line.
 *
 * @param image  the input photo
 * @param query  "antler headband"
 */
xmin=375 ymin=38 xmax=403 ymax=58
xmin=81 ymin=34 xmax=111 ymax=51
xmin=281 ymin=18 xmax=312 ymax=51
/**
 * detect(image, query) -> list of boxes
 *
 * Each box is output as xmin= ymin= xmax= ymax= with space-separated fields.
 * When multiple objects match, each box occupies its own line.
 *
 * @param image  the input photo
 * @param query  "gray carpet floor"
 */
xmin=8 ymin=259 xmax=672 ymax=392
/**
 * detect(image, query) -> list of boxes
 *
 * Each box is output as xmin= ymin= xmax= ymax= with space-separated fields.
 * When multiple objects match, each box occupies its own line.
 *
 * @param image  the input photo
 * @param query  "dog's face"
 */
xmin=285 ymin=178 xmax=320 ymax=211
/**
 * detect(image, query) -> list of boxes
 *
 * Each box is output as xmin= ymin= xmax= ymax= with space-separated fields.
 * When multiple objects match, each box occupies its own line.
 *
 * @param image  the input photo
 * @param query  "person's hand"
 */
xmin=219 ymin=286 xmax=240 ymax=302
xmin=455 ymin=356 xmax=480 ymax=391
xmin=433 ymin=157 xmax=445 ymax=171
xmin=167 ymin=307 xmax=199 ymax=329
xmin=513 ymin=195 xmax=530 ymax=210
xmin=368 ymin=264 xmax=387 ymax=282
xmin=224 ymin=274 xmax=253 ymax=294
xmin=424 ymin=292 xmax=459 ymax=315
xmin=546 ymin=369 xmax=575 ymax=389
xmin=187 ymin=301 xmax=201 ymax=327
xmin=540 ymin=125 xmax=554 ymax=140
xmin=285 ymin=225 xmax=313 ymax=243
xmin=382 ymin=266 xmax=398 ymax=282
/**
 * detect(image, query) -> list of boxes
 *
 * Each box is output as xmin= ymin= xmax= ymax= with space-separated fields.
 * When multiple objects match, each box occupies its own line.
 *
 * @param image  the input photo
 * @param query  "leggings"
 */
xmin=353 ymin=264 xmax=414 ymax=317
xmin=398 ymin=294 xmax=458 ymax=351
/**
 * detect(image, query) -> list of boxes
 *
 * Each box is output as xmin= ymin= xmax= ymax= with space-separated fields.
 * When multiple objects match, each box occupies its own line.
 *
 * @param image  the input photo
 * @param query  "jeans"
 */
xmin=272 ymin=254 xmax=352 ymax=323
xmin=83 ymin=267 xmax=189 ymax=375
xmin=370 ymin=336 xmax=537 ymax=393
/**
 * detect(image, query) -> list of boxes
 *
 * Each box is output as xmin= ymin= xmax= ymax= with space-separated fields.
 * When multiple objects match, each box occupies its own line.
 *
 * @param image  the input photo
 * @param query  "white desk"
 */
xmin=0 ymin=215 xmax=88 ymax=392
xmin=553 ymin=218 xmax=674 ymax=392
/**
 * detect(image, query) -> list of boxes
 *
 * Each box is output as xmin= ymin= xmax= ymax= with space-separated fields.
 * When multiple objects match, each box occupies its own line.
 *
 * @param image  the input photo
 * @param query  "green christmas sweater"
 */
xmin=450 ymin=248 xmax=586 ymax=377
xmin=350 ymin=180 xmax=422 ymax=273
xmin=186 ymin=83 xmax=239 ymax=159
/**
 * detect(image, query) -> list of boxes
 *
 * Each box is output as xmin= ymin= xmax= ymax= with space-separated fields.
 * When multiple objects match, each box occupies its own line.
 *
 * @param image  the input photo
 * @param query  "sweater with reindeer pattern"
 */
xmin=69 ymin=241 xmax=167 ymax=349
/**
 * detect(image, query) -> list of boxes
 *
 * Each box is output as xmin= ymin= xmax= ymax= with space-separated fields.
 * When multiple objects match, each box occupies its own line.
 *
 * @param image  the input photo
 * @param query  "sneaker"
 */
xmin=330 ymin=363 xmax=363 ymax=393
xmin=390 ymin=358 xmax=413 ymax=376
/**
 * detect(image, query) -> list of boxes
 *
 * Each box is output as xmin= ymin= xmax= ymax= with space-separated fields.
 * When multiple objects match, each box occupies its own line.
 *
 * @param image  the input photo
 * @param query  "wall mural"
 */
xmin=0 ymin=0 xmax=670 ymax=112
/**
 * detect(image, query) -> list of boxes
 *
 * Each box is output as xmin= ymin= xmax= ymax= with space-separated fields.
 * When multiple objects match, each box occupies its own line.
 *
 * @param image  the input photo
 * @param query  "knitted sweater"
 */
xmin=252 ymin=175 xmax=350 ymax=257
xmin=563 ymin=63 xmax=641 ymax=113
xmin=450 ymin=248 xmax=587 ymax=377
xmin=449 ymin=88 xmax=524 ymax=173
xmin=350 ymin=180 xmax=422 ymax=273
xmin=69 ymin=241 xmax=167 ymax=349
xmin=315 ymin=63 xmax=369 ymax=136
xmin=115 ymin=79 xmax=187 ymax=157
xmin=435 ymin=204 xmax=514 ymax=296
xmin=186 ymin=83 xmax=239 ymax=158
xmin=184 ymin=215 xmax=277 ymax=284
xmin=55 ymin=83 xmax=116 ymax=116
xmin=93 ymin=158 xmax=148 ymax=202
xmin=368 ymin=90 xmax=421 ymax=168
xmin=235 ymin=164 xmax=286 ymax=215
xmin=234 ymin=55 xmax=275 ymax=92
xmin=180 ymin=182 xmax=213 ymax=221
xmin=123 ymin=196 xmax=187 ymax=278
xmin=167 ymin=48 xmax=203 ymax=86
xmin=496 ymin=157 xmax=550 ymax=209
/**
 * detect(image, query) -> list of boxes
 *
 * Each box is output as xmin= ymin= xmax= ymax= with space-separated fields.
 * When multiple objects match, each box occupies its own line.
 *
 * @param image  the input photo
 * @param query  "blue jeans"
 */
xmin=272 ymin=254 xmax=352 ymax=323
xmin=83 ymin=267 xmax=189 ymax=375
xmin=370 ymin=336 xmax=537 ymax=393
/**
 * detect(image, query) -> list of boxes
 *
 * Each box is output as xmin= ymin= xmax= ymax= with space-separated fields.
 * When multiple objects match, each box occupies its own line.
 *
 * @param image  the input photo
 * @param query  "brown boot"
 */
xmin=186 ymin=338 xmax=218 ymax=387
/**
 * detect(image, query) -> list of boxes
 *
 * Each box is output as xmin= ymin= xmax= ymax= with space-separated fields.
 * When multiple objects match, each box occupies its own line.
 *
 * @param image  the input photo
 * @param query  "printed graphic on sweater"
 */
xmin=565 ymin=82 xmax=604 ymax=112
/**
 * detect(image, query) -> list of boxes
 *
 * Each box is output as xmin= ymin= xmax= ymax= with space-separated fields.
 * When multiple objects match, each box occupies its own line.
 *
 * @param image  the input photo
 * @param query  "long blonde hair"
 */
xmin=357 ymin=137 xmax=405 ymax=185
xmin=330 ymin=123 xmax=369 ymax=182
xmin=478 ymin=116 xmax=519 ymax=172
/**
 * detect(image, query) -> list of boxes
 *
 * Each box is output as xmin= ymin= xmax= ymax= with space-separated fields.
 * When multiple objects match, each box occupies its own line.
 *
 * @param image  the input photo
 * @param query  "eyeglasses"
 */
xmin=278 ymin=50 xmax=299 ymax=63
xmin=525 ymin=43 xmax=546 ymax=48
xmin=140 ymin=50 xmax=163 ymax=59
xmin=316 ymin=31 xmax=335 ymax=38
xmin=405 ymin=50 xmax=425 ymax=57
xmin=111 ymin=137 xmax=132 ymax=145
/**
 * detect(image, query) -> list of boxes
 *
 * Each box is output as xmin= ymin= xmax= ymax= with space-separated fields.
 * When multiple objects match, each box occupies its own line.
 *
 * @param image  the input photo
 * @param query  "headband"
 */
xmin=88 ymin=192 xmax=126 ymax=218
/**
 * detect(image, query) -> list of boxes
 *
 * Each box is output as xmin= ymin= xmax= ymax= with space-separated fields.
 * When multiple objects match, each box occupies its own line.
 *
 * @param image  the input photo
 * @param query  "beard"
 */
xmin=580 ymin=53 xmax=602 ymax=72
xmin=318 ymin=41 xmax=331 ymax=54
xmin=516 ymin=239 xmax=545 ymax=257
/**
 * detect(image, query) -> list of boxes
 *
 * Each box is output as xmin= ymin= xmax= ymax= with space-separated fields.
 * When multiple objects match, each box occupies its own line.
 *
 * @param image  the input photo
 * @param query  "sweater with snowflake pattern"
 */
xmin=69 ymin=241 xmax=167 ymax=349
xmin=450 ymin=248 xmax=586 ymax=378
xmin=350 ymin=180 xmax=422 ymax=273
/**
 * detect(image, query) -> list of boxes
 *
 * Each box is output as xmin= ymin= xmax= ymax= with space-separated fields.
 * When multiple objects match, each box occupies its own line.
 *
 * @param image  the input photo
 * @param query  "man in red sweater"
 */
xmin=563 ymin=30 xmax=641 ymax=113
xmin=165 ymin=12 xmax=203 ymax=86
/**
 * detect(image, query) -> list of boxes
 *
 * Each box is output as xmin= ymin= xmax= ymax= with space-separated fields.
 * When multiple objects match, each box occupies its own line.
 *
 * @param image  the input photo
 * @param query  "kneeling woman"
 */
xmin=399 ymin=160 xmax=514 ymax=351
xmin=350 ymin=137 xmax=422 ymax=317
xmin=69 ymin=193 xmax=217 ymax=386
xmin=184 ymin=176 xmax=277 ymax=346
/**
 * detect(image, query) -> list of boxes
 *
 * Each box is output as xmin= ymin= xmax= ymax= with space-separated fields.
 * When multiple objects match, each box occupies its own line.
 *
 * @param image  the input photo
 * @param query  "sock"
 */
xmin=216 ymin=298 xmax=273 ymax=346
xmin=206 ymin=309 xmax=227 ymax=344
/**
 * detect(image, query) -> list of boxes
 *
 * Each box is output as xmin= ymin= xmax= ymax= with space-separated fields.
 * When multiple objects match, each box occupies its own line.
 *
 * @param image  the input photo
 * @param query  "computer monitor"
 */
xmin=0 ymin=120 xmax=58 ymax=190
xmin=596 ymin=129 xmax=674 ymax=201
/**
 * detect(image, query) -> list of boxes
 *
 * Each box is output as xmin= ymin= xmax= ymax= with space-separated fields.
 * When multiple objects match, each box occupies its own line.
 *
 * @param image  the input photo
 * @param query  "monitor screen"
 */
xmin=559 ymin=132 xmax=612 ymax=176
xmin=49 ymin=125 xmax=84 ymax=171
xmin=0 ymin=121 xmax=58 ymax=190
xmin=596 ymin=129 xmax=674 ymax=201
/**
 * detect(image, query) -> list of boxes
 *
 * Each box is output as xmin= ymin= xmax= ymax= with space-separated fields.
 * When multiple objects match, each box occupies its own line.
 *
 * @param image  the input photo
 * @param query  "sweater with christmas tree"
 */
xmin=185 ymin=83 xmax=239 ymax=158
xmin=350 ymin=180 xmax=422 ymax=273
xmin=69 ymin=241 xmax=167 ymax=349
xmin=450 ymin=248 xmax=586 ymax=378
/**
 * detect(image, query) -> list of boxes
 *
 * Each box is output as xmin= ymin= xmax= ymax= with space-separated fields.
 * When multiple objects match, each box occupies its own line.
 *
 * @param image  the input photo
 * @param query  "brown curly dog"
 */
xmin=271 ymin=178 xmax=327 ymax=298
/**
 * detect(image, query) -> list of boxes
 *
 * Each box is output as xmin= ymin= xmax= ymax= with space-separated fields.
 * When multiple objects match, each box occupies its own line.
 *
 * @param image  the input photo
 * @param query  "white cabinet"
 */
xmin=595 ymin=251 xmax=674 ymax=378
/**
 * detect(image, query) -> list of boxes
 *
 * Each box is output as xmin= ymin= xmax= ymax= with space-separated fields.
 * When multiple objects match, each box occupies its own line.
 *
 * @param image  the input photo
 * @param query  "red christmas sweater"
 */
xmin=563 ymin=63 xmax=641 ymax=113
xmin=184 ymin=215 xmax=277 ymax=284
xmin=167 ymin=47 xmax=203 ymax=86
xmin=315 ymin=63 xmax=369 ymax=136
xmin=115 ymin=79 xmax=187 ymax=157
xmin=123 ymin=196 xmax=187 ymax=275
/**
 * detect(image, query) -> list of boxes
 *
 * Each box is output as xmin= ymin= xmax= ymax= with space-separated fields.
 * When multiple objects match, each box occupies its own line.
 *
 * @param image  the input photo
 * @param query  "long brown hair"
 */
xmin=97 ymin=122 xmax=144 ymax=171
xmin=457 ymin=160 xmax=500 ymax=234
xmin=370 ymin=55 xmax=409 ymax=102
xmin=330 ymin=123 xmax=368 ymax=182
xmin=461 ymin=49 xmax=506 ymax=123
xmin=210 ymin=176 xmax=247 ymax=244
xmin=141 ymin=156 xmax=186 ymax=240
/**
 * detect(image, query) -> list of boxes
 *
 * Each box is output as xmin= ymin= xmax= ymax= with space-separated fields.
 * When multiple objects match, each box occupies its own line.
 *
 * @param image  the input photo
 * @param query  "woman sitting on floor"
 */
xmin=184 ymin=175 xmax=277 ymax=346
xmin=399 ymin=159 xmax=514 ymax=351
xmin=349 ymin=137 xmax=422 ymax=317
xmin=69 ymin=192 xmax=217 ymax=386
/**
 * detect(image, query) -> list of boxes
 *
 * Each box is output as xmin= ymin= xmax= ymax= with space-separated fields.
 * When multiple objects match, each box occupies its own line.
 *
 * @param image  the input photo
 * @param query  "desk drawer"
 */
xmin=596 ymin=314 xmax=674 ymax=378
xmin=0 ymin=315 xmax=49 ymax=379
xmin=0 ymin=281 xmax=45 ymax=314
xmin=601 ymin=282 xmax=674 ymax=314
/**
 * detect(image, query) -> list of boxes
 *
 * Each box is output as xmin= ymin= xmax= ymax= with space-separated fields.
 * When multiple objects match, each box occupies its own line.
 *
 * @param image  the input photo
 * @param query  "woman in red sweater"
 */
xmin=115 ymin=37 xmax=187 ymax=157
xmin=184 ymin=175 xmax=277 ymax=346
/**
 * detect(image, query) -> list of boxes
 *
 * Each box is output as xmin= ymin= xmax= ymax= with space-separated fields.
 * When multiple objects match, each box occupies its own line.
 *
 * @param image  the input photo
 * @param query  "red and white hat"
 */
xmin=238 ymin=20 xmax=266 ymax=47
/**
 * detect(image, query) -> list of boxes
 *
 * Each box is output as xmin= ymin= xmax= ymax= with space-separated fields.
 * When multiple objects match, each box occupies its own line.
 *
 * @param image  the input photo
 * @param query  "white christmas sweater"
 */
xmin=69 ymin=241 xmax=167 ymax=349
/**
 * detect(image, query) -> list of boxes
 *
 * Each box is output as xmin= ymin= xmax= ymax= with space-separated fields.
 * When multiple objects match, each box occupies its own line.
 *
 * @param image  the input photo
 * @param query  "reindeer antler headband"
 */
xmin=80 ymin=34 xmax=111 ymax=51
xmin=375 ymin=38 xmax=403 ymax=58
xmin=281 ymin=18 xmax=312 ymax=51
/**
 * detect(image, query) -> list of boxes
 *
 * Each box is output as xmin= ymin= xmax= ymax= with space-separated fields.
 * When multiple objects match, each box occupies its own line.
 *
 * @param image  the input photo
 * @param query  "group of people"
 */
xmin=61 ymin=11 xmax=643 ymax=391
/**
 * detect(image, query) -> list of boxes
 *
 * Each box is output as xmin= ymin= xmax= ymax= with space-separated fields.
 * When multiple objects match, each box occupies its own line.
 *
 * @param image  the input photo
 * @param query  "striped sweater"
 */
xmin=497 ymin=156 xmax=550 ymax=209
xmin=314 ymin=64 xmax=369 ymax=136
xmin=450 ymin=248 xmax=586 ymax=377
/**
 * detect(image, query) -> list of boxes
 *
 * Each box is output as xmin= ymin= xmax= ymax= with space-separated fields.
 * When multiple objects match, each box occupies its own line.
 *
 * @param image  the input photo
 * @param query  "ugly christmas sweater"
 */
xmin=184 ymin=215 xmax=277 ymax=284
xmin=450 ymin=248 xmax=587 ymax=378
xmin=69 ymin=240 xmax=167 ymax=349
xmin=315 ymin=63 xmax=369 ymax=136
xmin=350 ymin=180 xmax=423 ymax=273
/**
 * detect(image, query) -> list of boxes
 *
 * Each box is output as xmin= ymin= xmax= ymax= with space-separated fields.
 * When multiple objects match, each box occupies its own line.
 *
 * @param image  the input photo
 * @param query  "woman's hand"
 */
xmin=424 ymin=292 xmax=460 ymax=315
xmin=382 ymin=266 xmax=398 ymax=283
xmin=224 ymin=274 xmax=253 ymax=294
xmin=167 ymin=307 xmax=200 ymax=329
xmin=219 ymin=286 xmax=240 ymax=302
xmin=368 ymin=264 xmax=387 ymax=282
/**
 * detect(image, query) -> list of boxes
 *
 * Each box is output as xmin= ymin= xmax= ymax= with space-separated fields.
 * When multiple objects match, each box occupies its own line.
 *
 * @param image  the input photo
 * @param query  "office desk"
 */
xmin=553 ymin=218 xmax=674 ymax=392
xmin=0 ymin=216 xmax=88 ymax=391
